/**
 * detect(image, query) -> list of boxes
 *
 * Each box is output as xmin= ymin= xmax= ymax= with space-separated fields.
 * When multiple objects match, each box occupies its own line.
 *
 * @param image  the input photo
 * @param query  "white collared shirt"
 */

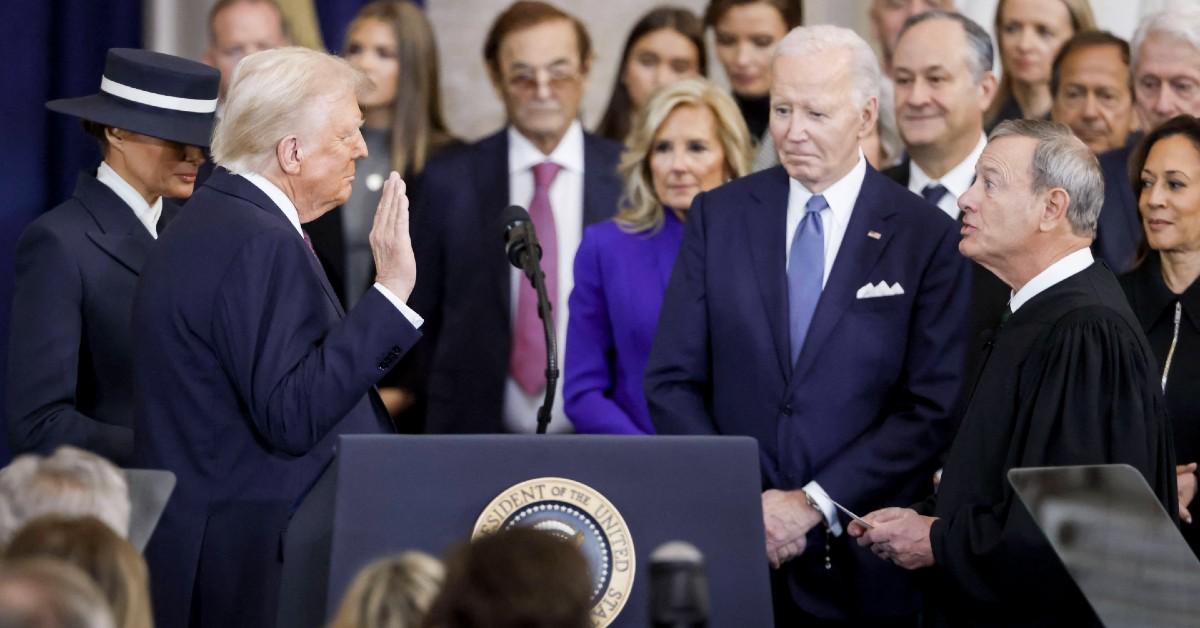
xmin=1010 ymin=247 xmax=1095 ymax=313
xmin=236 ymin=170 xmax=423 ymax=328
xmin=907 ymin=134 xmax=987 ymax=220
xmin=783 ymin=153 xmax=869 ymax=536
xmin=504 ymin=121 xmax=585 ymax=434
xmin=785 ymin=152 xmax=867 ymax=287
xmin=96 ymin=162 xmax=163 ymax=238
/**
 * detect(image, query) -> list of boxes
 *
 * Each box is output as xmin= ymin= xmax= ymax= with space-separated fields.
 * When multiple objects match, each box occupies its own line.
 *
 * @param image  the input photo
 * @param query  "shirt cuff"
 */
xmin=803 ymin=481 xmax=844 ymax=536
xmin=373 ymin=282 xmax=423 ymax=329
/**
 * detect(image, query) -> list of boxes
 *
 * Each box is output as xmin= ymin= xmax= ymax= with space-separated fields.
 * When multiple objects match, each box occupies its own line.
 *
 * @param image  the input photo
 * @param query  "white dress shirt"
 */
xmin=504 ymin=121 xmax=585 ymax=433
xmin=907 ymin=133 xmax=987 ymax=220
xmin=783 ymin=154 xmax=869 ymax=536
xmin=1010 ymin=247 xmax=1094 ymax=313
xmin=237 ymin=171 xmax=423 ymax=328
xmin=96 ymin=162 xmax=163 ymax=238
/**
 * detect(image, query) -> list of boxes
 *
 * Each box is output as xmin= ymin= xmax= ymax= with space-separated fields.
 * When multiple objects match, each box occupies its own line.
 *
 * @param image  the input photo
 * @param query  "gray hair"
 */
xmin=0 ymin=447 xmax=130 ymax=545
xmin=898 ymin=10 xmax=995 ymax=84
xmin=211 ymin=46 xmax=369 ymax=174
xmin=0 ymin=559 xmax=116 ymax=628
xmin=1131 ymin=7 xmax=1200 ymax=73
xmin=989 ymin=119 xmax=1104 ymax=238
xmin=774 ymin=25 xmax=881 ymax=109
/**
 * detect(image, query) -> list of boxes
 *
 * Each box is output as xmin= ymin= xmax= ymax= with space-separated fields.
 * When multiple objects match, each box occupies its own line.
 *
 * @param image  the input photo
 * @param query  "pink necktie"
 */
xmin=510 ymin=161 xmax=562 ymax=395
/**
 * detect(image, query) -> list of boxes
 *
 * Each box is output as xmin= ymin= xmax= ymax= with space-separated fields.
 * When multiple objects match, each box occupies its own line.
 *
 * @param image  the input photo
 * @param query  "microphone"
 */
xmin=501 ymin=204 xmax=541 ymax=278
xmin=498 ymin=204 xmax=557 ymax=434
xmin=649 ymin=541 xmax=709 ymax=628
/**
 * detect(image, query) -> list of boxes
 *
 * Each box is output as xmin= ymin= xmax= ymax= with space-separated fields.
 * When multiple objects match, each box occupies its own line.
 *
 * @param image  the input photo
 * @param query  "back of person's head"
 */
xmin=211 ymin=46 xmax=368 ymax=174
xmin=2 ymin=517 xmax=150 ymax=628
xmin=0 ymin=558 xmax=116 ymax=628
xmin=329 ymin=551 xmax=443 ymax=628
xmin=422 ymin=528 xmax=592 ymax=628
xmin=0 ymin=448 xmax=129 ymax=545
xmin=483 ymin=1 xmax=593 ymax=78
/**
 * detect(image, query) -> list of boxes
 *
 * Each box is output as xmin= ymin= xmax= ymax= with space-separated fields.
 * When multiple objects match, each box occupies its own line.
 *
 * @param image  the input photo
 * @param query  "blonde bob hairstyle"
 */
xmin=212 ymin=46 xmax=370 ymax=174
xmin=327 ymin=551 xmax=444 ymax=628
xmin=616 ymin=77 xmax=752 ymax=234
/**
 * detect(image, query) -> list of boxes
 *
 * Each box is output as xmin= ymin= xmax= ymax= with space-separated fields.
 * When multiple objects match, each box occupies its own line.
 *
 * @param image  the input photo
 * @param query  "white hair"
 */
xmin=0 ymin=447 xmax=130 ymax=544
xmin=211 ymin=46 xmax=368 ymax=174
xmin=774 ymin=25 xmax=882 ymax=109
xmin=1131 ymin=8 xmax=1200 ymax=73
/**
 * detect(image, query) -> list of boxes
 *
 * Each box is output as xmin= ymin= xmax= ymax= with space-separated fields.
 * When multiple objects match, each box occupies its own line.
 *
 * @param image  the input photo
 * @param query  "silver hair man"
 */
xmin=774 ymin=24 xmax=882 ymax=110
xmin=1130 ymin=7 xmax=1200 ymax=130
xmin=0 ymin=447 xmax=130 ymax=544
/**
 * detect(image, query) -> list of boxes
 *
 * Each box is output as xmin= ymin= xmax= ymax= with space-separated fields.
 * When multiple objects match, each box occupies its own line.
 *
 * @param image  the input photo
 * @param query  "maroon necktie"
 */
xmin=510 ymin=161 xmax=562 ymax=395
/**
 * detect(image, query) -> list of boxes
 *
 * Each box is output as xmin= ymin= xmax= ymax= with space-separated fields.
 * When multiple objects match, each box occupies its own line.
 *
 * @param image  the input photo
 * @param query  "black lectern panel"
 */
xmin=278 ymin=434 xmax=773 ymax=627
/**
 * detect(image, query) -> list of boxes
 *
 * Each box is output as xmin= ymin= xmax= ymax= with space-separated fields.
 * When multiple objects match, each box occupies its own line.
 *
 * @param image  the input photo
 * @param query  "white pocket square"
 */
xmin=856 ymin=281 xmax=905 ymax=299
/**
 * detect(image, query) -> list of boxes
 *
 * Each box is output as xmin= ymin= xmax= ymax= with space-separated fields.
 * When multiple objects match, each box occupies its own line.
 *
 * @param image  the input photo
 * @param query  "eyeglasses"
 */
xmin=504 ymin=65 xmax=581 ymax=92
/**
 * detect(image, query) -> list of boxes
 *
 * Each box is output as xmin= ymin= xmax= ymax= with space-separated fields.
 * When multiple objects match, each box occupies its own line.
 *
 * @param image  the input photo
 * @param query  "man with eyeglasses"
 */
xmin=410 ymin=1 xmax=622 ymax=434
xmin=1093 ymin=8 xmax=1200 ymax=274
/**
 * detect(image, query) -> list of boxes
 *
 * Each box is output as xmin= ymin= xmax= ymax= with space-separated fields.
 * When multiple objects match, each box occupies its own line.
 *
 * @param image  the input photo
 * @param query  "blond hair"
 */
xmin=212 ymin=46 xmax=369 ymax=173
xmin=328 ymin=551 xmax=443 ymax=628
xmin=0 ymin=447 xmax=130 ymax=545
xmin=616 ymin=78 xmax=752 ymax=234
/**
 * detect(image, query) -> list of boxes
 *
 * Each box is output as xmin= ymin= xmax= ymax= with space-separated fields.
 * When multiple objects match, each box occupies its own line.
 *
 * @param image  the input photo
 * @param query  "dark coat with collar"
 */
xmin=130 ymin=168 xmax=420 ymax=628
xmin=6 ymin=172 xmax=176 ymax=464
xmin=1093 ymin=134 xmax=1143 ymax=274
xmin=409 ymin=128 xmax=622 ymax=433
xmin=645 ymin=165 xmax=971 ymax=620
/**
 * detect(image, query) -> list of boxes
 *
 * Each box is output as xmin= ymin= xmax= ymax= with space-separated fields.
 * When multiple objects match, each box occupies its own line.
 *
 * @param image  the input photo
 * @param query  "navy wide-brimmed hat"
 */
xmin=46 ymin=48 xmax=220 ymax=148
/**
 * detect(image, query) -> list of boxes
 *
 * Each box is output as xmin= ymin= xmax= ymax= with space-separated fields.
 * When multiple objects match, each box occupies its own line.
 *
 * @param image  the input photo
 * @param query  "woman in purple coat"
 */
xmin=565 ymin=78 xmax=752 ymax=434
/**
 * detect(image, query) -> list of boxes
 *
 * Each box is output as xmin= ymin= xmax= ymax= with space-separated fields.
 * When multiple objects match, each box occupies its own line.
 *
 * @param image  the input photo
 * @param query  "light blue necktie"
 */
xmin=787 ymin=194 xmax=826 ymax=365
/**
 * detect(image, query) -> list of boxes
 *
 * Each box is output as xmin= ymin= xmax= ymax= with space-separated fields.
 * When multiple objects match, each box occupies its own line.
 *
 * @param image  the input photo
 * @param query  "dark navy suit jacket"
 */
xmin=7 ymin=173 xmax=176 ymax=464
xmin=130 ymin=169 xmax=420 ymax=628
xmin=1093 ymin=136 xmax=1143 ymax=274
xmin=410 ymin=128 xmax=622 ymax=433
xmin=645 ymin=165 xmax=970 ymax=620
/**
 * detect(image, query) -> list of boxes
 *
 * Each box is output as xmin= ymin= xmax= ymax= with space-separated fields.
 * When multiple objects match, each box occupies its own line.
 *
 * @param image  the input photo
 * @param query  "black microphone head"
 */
xmin=649 ymin=541 xmax=709 ymax=628
xmin=501 ymin=204 xmax=540 ymax=270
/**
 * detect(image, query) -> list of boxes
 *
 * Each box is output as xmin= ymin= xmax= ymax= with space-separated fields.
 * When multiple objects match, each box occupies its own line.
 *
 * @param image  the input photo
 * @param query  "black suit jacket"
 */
xmin=410 ymin=128 xmax=622 ymax=433
xmin=1093 ymin=134 xmax=1143 ymax=274
xmin=7 ymin=173 xmax=176 ymax=464
xmin=881 ymin=161 xmax=1011 ymax=382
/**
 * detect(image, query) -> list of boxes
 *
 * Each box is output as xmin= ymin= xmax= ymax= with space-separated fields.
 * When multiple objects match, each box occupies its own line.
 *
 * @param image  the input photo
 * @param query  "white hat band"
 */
xmin=100 ymin=76 xmax=218 ymax=114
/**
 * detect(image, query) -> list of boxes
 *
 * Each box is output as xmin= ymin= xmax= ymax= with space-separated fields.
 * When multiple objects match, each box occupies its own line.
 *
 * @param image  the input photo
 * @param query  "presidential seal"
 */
xmin=473 ymin=477 xmax=635 ymax=627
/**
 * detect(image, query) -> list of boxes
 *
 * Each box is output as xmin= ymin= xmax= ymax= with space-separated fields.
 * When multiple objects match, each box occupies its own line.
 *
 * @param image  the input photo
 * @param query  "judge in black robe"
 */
xmin=851 ymin=120 xmax=1177 ymax=628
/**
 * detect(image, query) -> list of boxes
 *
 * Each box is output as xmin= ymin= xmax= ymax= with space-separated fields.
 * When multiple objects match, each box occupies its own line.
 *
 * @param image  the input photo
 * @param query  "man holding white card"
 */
xmin=645 ymin=24 xmax=971 ymax=626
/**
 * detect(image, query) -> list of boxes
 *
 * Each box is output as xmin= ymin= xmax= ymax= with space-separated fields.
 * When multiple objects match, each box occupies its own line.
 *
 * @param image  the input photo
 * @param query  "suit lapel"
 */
xmin=790 ymin=168 xmax=896 ymax=385
xmin=477 ymin=132 xmax=514 ymax=326
xmin=744 ymin=168 xmax=792 ymax=376
xmin=76 ymin=174 xmax=155 ymax=276
xmin=582 ymin=134 xmax=621 ymax=227
xmin=206 ymin=168 xmax=347 ymax=317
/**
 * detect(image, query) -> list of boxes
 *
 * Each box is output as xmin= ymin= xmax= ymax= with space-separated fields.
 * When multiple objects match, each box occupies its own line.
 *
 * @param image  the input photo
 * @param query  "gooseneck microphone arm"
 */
xmin=501 ymin=205 xmax=557 ymax=435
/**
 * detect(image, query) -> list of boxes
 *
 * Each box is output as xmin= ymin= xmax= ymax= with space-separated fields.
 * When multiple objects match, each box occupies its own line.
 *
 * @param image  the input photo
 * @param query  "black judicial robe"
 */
xmin=916 ymin=261 xmax=1177 ymax=627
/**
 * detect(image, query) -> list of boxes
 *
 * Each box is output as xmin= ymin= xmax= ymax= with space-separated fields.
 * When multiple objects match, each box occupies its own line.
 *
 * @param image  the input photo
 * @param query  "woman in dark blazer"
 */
xmin=7 ymin=49 xmax=218 ymax=463
xmin=564 ymin=78 xmax=751 ymax=434
xmin=1120 ymin=114 xmax=1200 ymax=556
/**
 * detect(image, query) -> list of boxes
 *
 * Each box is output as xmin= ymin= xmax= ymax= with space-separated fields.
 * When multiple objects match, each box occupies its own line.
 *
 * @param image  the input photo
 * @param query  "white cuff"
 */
xmin=803 ymin=481 xmax=844 ymax=536
xmin=373 ymin=283 xmax=423 ymax=329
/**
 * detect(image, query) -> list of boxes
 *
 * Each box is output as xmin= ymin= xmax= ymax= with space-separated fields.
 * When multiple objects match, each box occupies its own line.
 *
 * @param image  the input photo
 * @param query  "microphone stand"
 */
xmin=519 ymin=228 xmax=557 ymax=435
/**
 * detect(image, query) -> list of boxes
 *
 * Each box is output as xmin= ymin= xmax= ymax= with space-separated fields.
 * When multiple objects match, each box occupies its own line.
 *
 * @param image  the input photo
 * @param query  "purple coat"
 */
xmin=564 ymin=210 xmax=683 ymax=434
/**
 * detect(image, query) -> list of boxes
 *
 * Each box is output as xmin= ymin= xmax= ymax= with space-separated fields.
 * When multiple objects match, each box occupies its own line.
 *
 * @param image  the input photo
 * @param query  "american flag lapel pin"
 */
xmin=867 ymin=230 xmax=882 ymax=240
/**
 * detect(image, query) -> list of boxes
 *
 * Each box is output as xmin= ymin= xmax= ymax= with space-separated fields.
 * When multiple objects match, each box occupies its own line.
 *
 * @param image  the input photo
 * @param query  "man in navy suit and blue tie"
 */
xmin=645 ymin=25 xmax=971 ymax=626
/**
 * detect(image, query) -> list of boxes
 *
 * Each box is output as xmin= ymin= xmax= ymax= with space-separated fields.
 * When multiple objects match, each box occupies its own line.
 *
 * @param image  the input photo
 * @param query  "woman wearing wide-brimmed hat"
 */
xmin=7 ymin=48 xmax=218 ymax=464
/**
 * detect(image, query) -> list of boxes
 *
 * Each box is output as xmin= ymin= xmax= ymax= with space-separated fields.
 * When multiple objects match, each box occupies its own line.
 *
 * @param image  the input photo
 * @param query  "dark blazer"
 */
xmin=1093 ymin=134 xmax=1143 ymax=274
xmin=645 ymin=165 xmax=971 ymax=620
xmin=130 ymin=168 xmax=420 ymax=628
xmin=563 ymin=211 xmax=684 ymax=435
xmin=6 ymin=172 xmax=176 ymax=464
xmin=411 ymin=128 xmax=622 ymax=433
